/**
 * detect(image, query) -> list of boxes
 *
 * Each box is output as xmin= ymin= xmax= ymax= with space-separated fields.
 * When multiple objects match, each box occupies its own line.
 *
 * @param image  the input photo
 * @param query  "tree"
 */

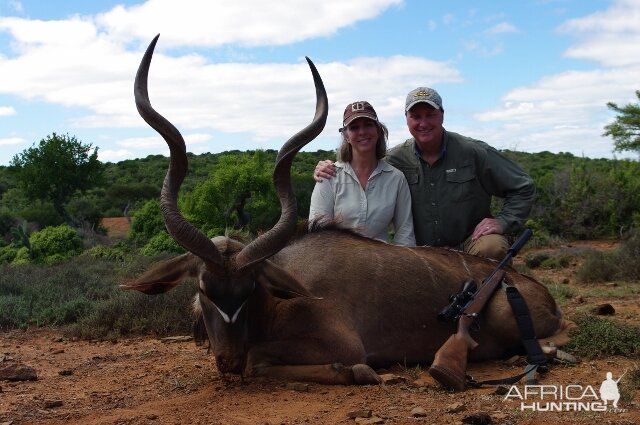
xmin=603 ymin=90 xmax=640 ymax=155
xmin=10 ymin=133 xmax=104 ymax=220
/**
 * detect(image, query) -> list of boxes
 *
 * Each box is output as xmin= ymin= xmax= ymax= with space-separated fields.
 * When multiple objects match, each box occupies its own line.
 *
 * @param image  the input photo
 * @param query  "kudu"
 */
xmin=124 ymin=35 xmax=572 ymax=386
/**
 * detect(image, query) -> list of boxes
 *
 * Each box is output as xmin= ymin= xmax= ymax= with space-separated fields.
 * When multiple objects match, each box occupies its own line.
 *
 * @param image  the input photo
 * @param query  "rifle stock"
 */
xmin=429 ymin=270 xmax=505 ymax=390
xmin=428 ymin=229 xmax=532 ymax=391
xmin=428 ymin=314 xmax=480 ymax=391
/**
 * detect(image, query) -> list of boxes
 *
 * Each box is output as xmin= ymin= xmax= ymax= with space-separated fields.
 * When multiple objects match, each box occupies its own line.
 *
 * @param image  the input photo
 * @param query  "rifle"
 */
xmin=428 ymin=229 xmax=533 ymax=391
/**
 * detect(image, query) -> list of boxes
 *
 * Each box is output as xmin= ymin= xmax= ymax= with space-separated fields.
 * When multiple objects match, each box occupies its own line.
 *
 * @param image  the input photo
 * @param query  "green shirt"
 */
xmin=385 ymin=130 xmax=535 ymax=247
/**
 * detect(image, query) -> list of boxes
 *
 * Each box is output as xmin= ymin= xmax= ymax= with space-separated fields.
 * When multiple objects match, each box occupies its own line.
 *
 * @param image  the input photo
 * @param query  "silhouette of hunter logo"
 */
xmin=599 ymin=371 xmax=626 ymax=408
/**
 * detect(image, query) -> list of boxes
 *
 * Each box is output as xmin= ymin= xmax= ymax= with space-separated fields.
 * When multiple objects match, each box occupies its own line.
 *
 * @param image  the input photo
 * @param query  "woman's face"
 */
xmin=345 ymin=117 xmax=379 ymax=157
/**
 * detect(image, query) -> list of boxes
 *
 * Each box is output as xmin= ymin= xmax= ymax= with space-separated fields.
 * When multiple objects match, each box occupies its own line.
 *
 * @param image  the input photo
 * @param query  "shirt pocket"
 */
xmin=445 ymin=164 xmax=477 ymax=203
xmin=397 ymin=167 xmax=419 ymax=185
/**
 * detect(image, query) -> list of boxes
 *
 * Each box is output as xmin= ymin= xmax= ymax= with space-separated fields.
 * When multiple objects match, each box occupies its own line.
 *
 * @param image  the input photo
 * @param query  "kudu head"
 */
xmin=123 ymin=34 xmax=328 ymax=374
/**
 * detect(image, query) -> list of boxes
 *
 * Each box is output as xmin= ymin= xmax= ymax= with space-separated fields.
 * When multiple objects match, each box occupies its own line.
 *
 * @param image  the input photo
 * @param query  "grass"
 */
xmin=543 ymin=279 xmax=576 ymax=304
xmin=0 ymin=251 xmax=196 ymax=339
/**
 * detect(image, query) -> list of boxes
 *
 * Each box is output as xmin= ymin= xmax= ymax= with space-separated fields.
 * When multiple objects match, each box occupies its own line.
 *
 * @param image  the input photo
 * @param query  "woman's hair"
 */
xmin=337 ymin=121 xmax=388 ymax=162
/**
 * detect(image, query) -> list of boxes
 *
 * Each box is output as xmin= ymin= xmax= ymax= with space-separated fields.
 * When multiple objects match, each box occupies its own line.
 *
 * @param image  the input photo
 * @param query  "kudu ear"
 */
xmin=256 ymin=260 xmax=321 ymax=300
xmin=121 ymin=253 xmax=202 ymax=295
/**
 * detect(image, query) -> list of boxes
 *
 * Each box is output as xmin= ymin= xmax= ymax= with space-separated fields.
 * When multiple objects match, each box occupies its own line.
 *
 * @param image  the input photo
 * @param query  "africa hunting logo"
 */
xmin=503 ymin=371 xmax=628 ymax=412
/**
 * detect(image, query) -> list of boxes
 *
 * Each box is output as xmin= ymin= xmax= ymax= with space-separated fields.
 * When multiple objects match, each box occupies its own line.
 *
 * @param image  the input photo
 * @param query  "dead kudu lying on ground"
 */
xmin=123 ymin=35 xmax=572 ymax=386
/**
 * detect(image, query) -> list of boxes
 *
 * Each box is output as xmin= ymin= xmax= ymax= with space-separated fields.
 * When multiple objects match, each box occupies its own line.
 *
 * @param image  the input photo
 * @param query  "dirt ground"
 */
xmin=1 ymin=241 xmax=638 ymax=425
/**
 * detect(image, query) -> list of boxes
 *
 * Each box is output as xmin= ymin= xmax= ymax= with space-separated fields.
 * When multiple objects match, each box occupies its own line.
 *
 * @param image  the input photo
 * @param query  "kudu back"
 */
xmin=124 ymin=35 xmax=572 ymax=385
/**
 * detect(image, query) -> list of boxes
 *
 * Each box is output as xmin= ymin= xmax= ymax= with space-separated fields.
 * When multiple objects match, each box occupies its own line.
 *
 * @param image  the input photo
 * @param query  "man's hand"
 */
xmin=314 ymin=160 xmax=337 ymax=182
xmin=471 ymin=218 xmax=503 ymax=241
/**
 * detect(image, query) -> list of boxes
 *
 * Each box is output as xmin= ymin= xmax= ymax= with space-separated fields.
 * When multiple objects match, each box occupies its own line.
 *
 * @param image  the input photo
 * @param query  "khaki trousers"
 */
xmin=461 ymin=234 xmax=509 ymax=262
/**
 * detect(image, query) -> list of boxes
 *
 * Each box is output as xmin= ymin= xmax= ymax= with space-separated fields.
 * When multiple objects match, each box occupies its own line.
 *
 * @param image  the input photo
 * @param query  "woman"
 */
xmin=309 ymin=101 xmax=415 ymax=246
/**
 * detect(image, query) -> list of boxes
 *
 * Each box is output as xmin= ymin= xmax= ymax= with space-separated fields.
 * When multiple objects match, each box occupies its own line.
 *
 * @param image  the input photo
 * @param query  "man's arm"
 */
xmin=481 ymin=147 xmax=536 ymax=235
xmin=314 ymin=160 xmax=337 ymax=182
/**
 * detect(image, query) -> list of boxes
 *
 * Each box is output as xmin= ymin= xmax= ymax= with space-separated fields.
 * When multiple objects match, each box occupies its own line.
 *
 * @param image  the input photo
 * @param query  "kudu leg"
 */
xmin=244 ymin=339 xmax=381 ymax=385
xmin=248 ymin=363 xmax=380 ymax=385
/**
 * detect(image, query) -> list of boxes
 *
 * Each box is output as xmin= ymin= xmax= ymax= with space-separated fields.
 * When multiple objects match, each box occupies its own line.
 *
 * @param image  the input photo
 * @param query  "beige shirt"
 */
xmin=309 ymin=160 xmax=416 ymax=246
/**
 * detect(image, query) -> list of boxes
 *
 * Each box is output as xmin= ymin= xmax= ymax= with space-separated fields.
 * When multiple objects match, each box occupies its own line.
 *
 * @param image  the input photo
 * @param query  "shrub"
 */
xmin=83 ymin=244 xmax=130 ymax=263
xmin=619 ymin=365 xmax=640 ymax=403
xmin=65 ymin=278 xmax=196 ymax=340
xmin=0 ymin=208 xmax=15 ymax=237
xmin=129 ymin=199 xmax=164 ymax=244
xmin=524 ymin=251 xmax=571 ymax=269
xmin=0 ymin=256 xmax=120 ymax=329
xmin=576 ymin=227 xmax=640 ymax=283
xmin=140 ymin=231 xmax=184 ymax=256
xmin=0 ymin=245 xmax=19 ymax=264
xmin=615 ymin=229 xmax=640 ymax=280
xmin=544 ymin=279 xmax=576 ymax=302
xmin=524 ymin=252 xmax=550 ymax=269
xmin=565 ymin=314 xmax=640 ymax=358
xmin=576 ymin=249 xmax=618 ymax=283
xmin=29 ymin=224 xmax=83 ymax=263
xmin=12 ymin=247 xmax=31 ymax=265
xmin=17 ymin=200 xmax=64 ymax=228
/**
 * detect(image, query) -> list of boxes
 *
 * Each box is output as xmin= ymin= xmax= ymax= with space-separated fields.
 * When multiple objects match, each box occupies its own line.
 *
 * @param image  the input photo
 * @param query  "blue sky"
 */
xmin=1 ymin=0 xmax=639 ymax=166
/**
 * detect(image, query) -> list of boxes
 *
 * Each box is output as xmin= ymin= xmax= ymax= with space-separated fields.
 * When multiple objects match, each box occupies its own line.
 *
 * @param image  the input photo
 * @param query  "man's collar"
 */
xmin=412 ymin=129 xmax=447 ymax=162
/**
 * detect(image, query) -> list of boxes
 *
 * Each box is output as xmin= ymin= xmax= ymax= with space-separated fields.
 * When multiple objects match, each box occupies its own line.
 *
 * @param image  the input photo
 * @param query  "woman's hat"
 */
xmin=340 ymin=101 xmax=378 ymax=132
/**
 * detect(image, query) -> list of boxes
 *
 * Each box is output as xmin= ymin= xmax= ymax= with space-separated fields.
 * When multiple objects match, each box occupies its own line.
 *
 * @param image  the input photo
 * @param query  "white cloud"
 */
xmin=484 ymin=22 xmax=517 ymax=35
xmin=98 ymin=148 xmax=136 ymax=163
xmin=0 ymin=106 xmax=16 ymax=116
xmin=469 ymin=0 xmax=640 ymax=158
xmin=558 ymin=0 xmax=640 ymax=67
xmin=0 ymin=136 xmax=25 ymax=146
xmin=96 ymin=0 xmax=403 ymax=48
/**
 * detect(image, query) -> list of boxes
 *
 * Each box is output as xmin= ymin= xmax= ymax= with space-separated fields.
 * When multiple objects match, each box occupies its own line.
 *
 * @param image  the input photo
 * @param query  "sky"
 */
xmin=0 ymin=0 xmax=639 ymax=166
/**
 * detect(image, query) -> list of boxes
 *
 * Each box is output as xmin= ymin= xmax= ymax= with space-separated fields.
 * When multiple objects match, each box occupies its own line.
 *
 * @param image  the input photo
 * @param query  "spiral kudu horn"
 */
xmin=234 ymin=57 xmax=328 ymax=270
xmin=134 ymin=34 xmax=223 ymax=266
xmin=134 ymin=35 xmax=328 ymax=271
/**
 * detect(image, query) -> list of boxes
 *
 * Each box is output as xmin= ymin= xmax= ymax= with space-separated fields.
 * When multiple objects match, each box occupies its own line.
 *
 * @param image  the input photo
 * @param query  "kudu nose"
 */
xmin=215 ymin=355 xmax=243 ymax=374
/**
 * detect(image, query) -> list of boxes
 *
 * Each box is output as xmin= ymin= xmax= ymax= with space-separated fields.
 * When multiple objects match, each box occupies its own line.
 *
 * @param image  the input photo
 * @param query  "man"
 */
xmin=315 ymin=87 xmax=535 ymax=260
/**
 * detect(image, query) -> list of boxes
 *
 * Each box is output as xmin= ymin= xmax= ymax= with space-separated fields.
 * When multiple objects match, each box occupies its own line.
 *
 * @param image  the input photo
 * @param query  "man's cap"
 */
xmin=405 ymin=87 xmax=443 ymax=112
xmin=340 ymin=101 xmax=378 ymax=131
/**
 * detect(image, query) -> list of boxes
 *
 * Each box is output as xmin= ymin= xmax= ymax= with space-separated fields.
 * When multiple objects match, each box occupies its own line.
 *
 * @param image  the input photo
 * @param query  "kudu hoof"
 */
xmin=428 ymin=365 xmax=466 ymax=391
xmin=352 ymin=364 xmax=382 ymax=385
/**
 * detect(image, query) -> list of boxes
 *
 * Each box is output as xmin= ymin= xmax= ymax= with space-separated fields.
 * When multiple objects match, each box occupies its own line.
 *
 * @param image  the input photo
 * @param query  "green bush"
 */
xmin=0 ymin=245 xmax=19 ymax=264
xmin=12 ymin=246 xmax=31 ymax=265
xmin=524 ymin=251 xmax=572 ymax=269
xmin=17 ymin=200 xmax=64 ymax=228
xmin=576 ymin=229 xmax=640 ymax=283
xmin=0 ymin=256 xmax=119 ymax=328
xmin=129 ymin=199 xmax=165 ymax=244
xmin=83 ymin=244 xmax=130 ymax=263
xmin=65 ymin=282 xmax=195 ymax=340
xmin=140 ymin=231 xmax=184 ymax=256
xmin=0 ymin=208 xmax=15 ymax=237
xmin=29 ymin=224 xmax=83 ymax=263
xmin=544 ymin=279 xmax=576 ymax=302
xmin=565 ymin=314 xmax=640 ymax=358
xmin=0 ymin=253 xmax=195 ymax=337
xmin=615 ymin=229 xmax=640 ymax=280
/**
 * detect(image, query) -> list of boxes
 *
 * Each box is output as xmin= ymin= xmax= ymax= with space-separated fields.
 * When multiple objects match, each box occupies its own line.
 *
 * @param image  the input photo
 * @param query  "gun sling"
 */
xmin=467 ymin=280 xmax=548 ymax=388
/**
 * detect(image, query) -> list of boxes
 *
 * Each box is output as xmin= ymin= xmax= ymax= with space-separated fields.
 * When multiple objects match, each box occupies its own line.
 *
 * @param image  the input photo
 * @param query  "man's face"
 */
xmin=405 ymin=103 xmax=444 ymax=151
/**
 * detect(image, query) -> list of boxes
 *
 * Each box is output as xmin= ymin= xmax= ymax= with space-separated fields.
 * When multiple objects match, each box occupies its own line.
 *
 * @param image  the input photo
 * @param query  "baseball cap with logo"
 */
xmin=405 ymin=87 xmax=444 ymax=112
xmin=340 ymin=101 xmax=378 ymax=132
